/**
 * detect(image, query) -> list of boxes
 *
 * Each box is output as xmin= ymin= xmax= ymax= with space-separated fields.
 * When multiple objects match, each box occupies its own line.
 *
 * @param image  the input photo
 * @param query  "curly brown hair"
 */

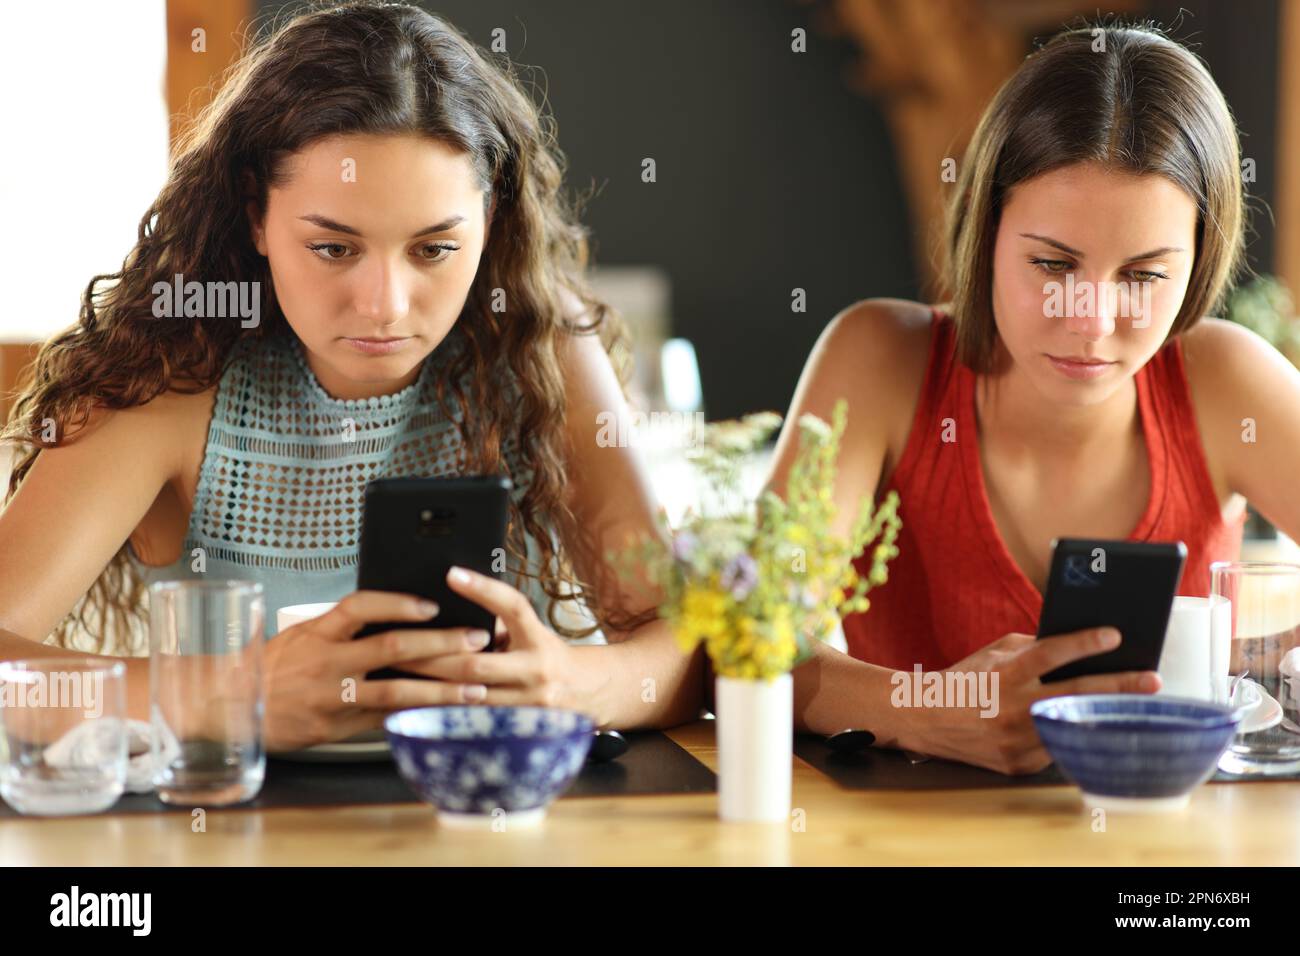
xmin=1 ymin=0 xmax=650 ymax=653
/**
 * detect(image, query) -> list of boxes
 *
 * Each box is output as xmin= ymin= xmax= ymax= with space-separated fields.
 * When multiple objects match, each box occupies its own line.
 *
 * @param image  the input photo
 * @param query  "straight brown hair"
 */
xmin=945 ymin=21 xmax=1247 ymax=373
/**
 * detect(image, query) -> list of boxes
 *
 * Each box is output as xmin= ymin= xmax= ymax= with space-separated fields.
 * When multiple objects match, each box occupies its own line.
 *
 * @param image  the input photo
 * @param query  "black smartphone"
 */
xmin=354 ymin=475 xmax=512 ymax=679
xmin=1036 ymin=537 xmax=1187 ymax=683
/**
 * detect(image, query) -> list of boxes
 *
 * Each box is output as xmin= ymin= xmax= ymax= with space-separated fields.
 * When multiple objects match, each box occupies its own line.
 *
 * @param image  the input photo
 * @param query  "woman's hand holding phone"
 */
xmin=262 ymin=589 xmax=499 ymax=751
xmin=401 ymin=565 xmax=590 ymax=712
xmin=902 ymin=627 xmax=1162 ymax=775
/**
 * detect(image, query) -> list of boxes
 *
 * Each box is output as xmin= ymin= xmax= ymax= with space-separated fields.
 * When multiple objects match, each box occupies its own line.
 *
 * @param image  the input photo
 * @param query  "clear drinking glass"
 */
xmin=149 ymin=579 xmax=266 ymax=804
xmin=0 ymin=658 xmax=128 ymax=815
xmin=1211 ymin=562 xmax=1300 ymax=775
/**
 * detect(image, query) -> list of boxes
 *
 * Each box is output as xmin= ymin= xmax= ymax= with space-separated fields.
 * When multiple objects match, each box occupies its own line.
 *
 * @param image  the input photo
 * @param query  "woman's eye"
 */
xmin=305 ymin=242 xmax=459 ymax=264
xmin=417 ymin=243 xmax=458 ymax=263
xmin=307 ymin=243 xmax=352 ymax=262
xmin=1029 ymin=257 xmax=1071 ymax=275
xmin=1127 ymin=269 xmax=1169 ymax=283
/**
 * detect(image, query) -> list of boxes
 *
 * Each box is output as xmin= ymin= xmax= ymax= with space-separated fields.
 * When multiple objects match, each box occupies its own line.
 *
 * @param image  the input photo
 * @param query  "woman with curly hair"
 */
xmin=0 ymin=1 xmax=702 ymax=750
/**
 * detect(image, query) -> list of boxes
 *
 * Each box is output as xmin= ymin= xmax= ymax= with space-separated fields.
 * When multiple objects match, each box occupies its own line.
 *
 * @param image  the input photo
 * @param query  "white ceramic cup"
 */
xmin=1157 ymin=595 xmax=1232 ymax=703
xmin=275 ymin=602 xmax=339 ymax=635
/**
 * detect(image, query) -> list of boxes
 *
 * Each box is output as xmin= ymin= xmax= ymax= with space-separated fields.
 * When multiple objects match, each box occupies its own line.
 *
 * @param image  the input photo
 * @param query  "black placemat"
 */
xmin=793 ymin=734 xmax=1300 ymax=790
xmin=0 ymin=731 xmax=715 ymax=817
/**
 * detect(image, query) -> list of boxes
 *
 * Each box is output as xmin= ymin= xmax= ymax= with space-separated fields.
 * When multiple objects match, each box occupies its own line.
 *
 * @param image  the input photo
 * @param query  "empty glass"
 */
xmin=1211 ymin=562 xmax=1300 ymax=775
xmin=149 ymin=579 xmax=266 ymax=805
xmin=0 ymin=658 xmax=128 ymax=815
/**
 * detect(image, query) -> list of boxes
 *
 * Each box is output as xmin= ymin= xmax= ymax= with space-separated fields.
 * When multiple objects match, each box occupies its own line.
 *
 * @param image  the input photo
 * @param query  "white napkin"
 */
xmin=43 ymin=718 xmax=180 ymax=794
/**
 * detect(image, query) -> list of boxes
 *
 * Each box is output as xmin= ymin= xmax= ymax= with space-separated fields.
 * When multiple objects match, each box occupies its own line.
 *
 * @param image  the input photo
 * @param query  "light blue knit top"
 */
xmin=128 ymin=325 xmax=562 ymax=638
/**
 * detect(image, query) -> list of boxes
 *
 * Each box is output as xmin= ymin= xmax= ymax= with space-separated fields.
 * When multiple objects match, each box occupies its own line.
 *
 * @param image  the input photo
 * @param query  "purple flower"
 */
xmin=720 ymin=552 xmax=758 ymax=601
xmin=672 ymin=532 xmax=697 ymax=562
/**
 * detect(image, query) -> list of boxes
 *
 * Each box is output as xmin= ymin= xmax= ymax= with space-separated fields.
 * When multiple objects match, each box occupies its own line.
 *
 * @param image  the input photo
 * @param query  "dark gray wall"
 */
xmin=256 ymin=0 xmax=1281 ymax=419
xmin=1146 ymin=0 xmax=1281 ymax=280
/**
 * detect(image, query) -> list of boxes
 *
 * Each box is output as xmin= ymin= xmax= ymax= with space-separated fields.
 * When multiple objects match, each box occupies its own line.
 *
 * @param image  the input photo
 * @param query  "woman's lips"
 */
xmin=342 ymin=336 xmax=411 ymax=356
xmin=1045 ymin=353 xmax=1117 ymax=380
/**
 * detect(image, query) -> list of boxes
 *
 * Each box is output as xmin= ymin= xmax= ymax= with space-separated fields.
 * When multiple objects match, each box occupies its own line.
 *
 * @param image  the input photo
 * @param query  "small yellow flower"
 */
xmin=676 ymin=585 xmax=730 ymax=652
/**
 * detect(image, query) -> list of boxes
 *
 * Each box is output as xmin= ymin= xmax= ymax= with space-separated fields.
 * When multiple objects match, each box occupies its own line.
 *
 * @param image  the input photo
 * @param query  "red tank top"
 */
xmin=841 ymin=308 xmax=1247 ymax=671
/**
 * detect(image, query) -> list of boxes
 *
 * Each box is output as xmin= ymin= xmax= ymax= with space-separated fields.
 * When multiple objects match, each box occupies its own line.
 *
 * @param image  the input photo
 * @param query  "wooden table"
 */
xmin=4 ymin=719 xmax=1300 ymax=866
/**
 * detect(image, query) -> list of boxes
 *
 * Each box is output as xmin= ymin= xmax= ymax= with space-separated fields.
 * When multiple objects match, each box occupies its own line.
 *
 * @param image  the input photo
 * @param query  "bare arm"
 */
xmin=792 ymin=640 xmax=921 ymax=743
xmin=765 ymin=299 xmax=931 ymax=739
xmin=1185 ymin=318 xmax=1300 ymax=543
xmin=549 ymin=322 xmax=705 ymax=729
xmin=0 ymin=395 xmax=188 ymax=720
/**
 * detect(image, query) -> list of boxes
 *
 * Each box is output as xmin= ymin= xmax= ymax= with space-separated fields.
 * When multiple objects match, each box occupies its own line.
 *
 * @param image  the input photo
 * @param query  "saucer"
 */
xmin=1232 ymin=678 xmax=1282 ymax=734
xmin=272 ymin=728 xmax=391 ymax=763
xmin=1230 ymin=677 xmax=1262 ymax=713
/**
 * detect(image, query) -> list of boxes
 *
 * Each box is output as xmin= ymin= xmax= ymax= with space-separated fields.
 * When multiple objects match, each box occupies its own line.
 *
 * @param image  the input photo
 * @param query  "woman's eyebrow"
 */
xmin=1121 ymin=245 xmax=1186 ymax=262
xmin=297 ymin=213 xmax=467 ymax=238
xmin=1019 ymin=232 xmax=1185 ymax=262
xmin=1019 ymin=232 xmax=1083 ymax=256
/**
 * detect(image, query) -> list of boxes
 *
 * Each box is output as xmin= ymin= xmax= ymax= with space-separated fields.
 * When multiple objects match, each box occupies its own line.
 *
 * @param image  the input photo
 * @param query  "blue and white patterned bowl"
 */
xmin=1030 ymin=694 xmax=1242 ymax=812
xmin=384 ymin=706 xmax=595 ymax=828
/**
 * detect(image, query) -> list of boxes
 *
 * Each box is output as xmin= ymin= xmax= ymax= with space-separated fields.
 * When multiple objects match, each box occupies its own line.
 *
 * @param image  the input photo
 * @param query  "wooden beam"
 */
xmin=823 ymin=0 xmax=1140 ymax=299
xmin=0 ymin=343 xmax=41 ymax=427
xmin=165 ymin=0 xmax=254 ymax=151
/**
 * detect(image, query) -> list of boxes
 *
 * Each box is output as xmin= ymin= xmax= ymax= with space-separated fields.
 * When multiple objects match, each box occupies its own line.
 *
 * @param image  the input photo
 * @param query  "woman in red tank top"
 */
xmin=844 ymin=307 xmax=1249 ymax=673
xmin=769 ymin=24 xmax=1300 ymax=774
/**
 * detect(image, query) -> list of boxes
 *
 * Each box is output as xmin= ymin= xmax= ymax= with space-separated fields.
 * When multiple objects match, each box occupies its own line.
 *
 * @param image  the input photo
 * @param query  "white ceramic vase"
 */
xmin=715 ymin=673 xmax=792 ymax=823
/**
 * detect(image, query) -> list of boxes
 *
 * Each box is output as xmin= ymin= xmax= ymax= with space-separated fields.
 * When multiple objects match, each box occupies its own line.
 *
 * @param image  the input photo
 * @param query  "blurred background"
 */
xmin=1 ymin=0 xmax=1297 ymax=534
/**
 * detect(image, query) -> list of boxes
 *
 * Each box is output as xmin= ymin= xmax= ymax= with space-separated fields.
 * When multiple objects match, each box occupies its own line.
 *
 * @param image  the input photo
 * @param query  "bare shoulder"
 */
xmin=767 ymin=297 xmax=937 ymax=509
xmin=160 ymin=382 xmax=220 ymax=428
xmin=555 ymin=327 xmax=620 ymax=405
xmin=1179 ymin=313 xmax=1300 ymax=538
xmin=156 ymin=385 xmax=220 ymax=492
xmin=68 ymin=382 xmax=215 ymax=436
xmin=1180 ymin=316 xmax=1255 ymax=368
xmin=1180 ymin=316 xmax=1297 ymax=404
xmin=820 ymin=296 xmax=934 ymax=368
xmin=59 ymin=383 xmax=217 ymax=493
xmin=553 ymin=286 xmax=628 ymax=414
xmin=1178 ymin=317 xmax=1300 ymax=505
xmin=810 ymin=297 xmax=936 ymax=448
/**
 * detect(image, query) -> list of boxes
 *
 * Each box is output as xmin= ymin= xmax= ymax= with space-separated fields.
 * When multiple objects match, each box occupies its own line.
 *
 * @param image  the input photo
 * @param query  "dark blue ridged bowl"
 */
xmin=1030 ymin=695 xmax=1242 ymax=812
xmin=385 ymin=706 xmax=594 ymax=828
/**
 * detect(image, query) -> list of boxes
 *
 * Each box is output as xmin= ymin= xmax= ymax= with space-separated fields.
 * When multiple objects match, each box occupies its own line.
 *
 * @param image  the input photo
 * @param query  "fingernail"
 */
xmin=462 ymin=683 xmax=487 ymax=702
xmin=1142 ymin=673 xmax=1162 ymax=692
xmin=448 ymin=566 xmax=472 ymax=586
xmin=417 ymin=600 xmax=439 ymax=617
xmin=1101 ymin=628 xmax=1121 ymax=647
xmin=465 ymin=630 xmax=490 ymax=649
